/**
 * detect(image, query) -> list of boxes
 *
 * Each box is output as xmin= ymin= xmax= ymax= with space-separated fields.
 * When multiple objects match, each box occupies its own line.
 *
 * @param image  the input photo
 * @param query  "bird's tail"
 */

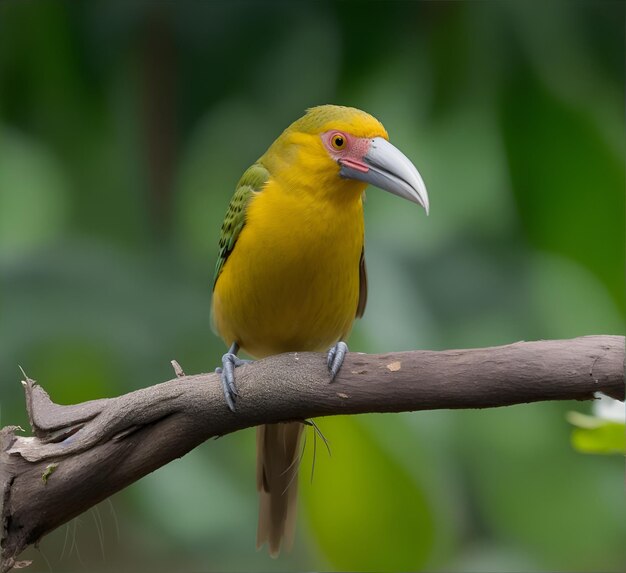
xmin=256 ymin=422 xmax=304 ymax=557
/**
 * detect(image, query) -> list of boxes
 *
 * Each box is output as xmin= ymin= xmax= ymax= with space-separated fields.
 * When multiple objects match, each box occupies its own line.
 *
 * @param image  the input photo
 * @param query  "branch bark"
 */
xmin=1 ymin=335 xmax=624 ymax=572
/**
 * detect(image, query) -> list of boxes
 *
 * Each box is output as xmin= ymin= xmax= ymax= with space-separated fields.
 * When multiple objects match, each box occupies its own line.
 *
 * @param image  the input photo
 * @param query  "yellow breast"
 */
xmin=212 ymin=178 xmax=365 ymax=359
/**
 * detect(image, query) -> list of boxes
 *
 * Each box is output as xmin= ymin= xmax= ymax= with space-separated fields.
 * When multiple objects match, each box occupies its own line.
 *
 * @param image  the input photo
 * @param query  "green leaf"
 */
xmin=301 ymin=416 xmax=435 ymax=571
xmin=567 ymin=412 xmax=626 ymax=454
xmin=499 ymin=64 xmax=625 ymax=315
xmin=0 ymin=127 xmax=69 ymax=259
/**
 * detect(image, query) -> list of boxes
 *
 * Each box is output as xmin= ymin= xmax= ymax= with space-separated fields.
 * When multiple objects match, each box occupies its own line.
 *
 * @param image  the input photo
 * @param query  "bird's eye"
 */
xmin=331 ymin=133 xmax=346 ymax=150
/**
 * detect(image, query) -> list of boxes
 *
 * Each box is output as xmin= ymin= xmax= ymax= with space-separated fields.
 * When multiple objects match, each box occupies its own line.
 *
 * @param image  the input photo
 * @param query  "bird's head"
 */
xmin=264 ymin=105 xmax=429 ymax=213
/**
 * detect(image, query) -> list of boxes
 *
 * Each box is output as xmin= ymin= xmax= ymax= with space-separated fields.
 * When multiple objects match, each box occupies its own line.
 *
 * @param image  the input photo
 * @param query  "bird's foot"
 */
xmin=215 ymin=344 xmax=252 ymax=412
xmin=327 ymin=341 xmax=348 ymax=381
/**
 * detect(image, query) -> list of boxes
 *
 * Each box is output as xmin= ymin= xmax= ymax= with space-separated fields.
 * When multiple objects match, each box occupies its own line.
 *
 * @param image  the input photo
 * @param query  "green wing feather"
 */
xmin=213 ymin=163 xmax=269 ymax=287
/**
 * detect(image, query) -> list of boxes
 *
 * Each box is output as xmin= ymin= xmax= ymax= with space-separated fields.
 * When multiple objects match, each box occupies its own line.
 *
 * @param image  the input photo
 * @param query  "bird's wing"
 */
xmin=356 ymin=246 xmax=367 ymax=318
xmin=213 ymin=163 xmax=270 ymax=287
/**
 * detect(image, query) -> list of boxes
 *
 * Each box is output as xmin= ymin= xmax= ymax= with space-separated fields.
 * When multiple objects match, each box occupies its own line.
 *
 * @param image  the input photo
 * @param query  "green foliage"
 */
xmin=1 ymin=1 xmax=624 ymax=571
xmin=0 ymin=128 xmax=69 ymax=259
xmin=302 ymin=416 xmax=435 ymax=571
xmin=567 ymin=412 xmax=626 ymax=455
xmin=500 ymin=64 xmax=625 ymax=314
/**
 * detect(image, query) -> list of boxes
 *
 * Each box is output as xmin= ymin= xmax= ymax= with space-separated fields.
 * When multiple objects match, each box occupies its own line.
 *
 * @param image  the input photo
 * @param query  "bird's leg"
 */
xmin=215 ymin=342 xmax=252 ymax=412
xmin=327 ymin=341 xmax=348 ymax=381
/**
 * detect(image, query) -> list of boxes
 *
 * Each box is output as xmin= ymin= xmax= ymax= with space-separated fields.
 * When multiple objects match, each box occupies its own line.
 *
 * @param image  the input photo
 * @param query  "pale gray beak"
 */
xmin=340 ymin=137 xmax=429 ymax=214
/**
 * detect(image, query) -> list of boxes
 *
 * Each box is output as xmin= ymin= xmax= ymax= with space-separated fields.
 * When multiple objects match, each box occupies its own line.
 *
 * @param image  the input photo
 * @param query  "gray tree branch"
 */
xmin=1 ymin=335 xmax=624 ymax=572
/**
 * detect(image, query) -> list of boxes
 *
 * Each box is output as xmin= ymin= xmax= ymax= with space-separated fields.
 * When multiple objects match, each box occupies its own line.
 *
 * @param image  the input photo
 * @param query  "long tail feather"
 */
xmin=256 ymin=422 xmax=304 ymax=557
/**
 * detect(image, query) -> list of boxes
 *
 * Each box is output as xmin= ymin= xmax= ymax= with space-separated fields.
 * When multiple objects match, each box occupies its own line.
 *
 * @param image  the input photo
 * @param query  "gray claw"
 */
xmin=327 ymin=341 xmax=348 ymax=382
xmin=327 ymin=346 xmax=336 ymax=369
xmin=218 ymin=352 xmax=251 ymax=412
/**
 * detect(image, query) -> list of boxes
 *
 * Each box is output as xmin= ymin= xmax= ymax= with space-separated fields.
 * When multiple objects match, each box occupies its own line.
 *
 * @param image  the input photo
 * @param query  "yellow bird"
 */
xmin=211 ymin=105 xmax=429 ymax=556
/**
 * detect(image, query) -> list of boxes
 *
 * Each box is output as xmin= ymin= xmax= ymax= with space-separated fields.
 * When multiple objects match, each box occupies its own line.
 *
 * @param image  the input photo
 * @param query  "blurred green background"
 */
xmin=0 ymin=1 xmax=624 ymax=571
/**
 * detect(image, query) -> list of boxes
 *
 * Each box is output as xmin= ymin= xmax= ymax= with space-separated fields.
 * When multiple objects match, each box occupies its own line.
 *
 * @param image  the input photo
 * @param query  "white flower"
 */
xmin=593 ymin=392 xmax=626 ymax=424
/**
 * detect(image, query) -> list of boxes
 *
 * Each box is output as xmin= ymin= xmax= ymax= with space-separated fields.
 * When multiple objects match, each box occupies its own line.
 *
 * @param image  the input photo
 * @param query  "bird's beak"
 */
xmin=339 ymin=137 xmax=429 ymax=214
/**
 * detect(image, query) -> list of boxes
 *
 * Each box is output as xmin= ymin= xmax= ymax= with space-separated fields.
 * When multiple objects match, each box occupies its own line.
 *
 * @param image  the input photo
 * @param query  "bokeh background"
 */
xmin=0 ymin=1 xmax=624 ymax=571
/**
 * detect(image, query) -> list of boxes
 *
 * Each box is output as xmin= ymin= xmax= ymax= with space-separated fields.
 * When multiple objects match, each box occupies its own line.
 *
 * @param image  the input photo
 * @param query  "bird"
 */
xmin=211 ymin=104 xmax=429 ymax=556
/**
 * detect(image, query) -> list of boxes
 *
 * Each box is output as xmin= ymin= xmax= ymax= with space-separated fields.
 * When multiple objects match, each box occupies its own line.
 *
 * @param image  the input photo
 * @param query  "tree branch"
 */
xmin=1 ymin=335 xmax=624 ymax=572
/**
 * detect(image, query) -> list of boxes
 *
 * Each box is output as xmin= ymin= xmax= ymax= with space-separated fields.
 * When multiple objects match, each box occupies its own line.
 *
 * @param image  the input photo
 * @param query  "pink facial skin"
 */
xmin=321 ymin=131 xmax=372 ymax=173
